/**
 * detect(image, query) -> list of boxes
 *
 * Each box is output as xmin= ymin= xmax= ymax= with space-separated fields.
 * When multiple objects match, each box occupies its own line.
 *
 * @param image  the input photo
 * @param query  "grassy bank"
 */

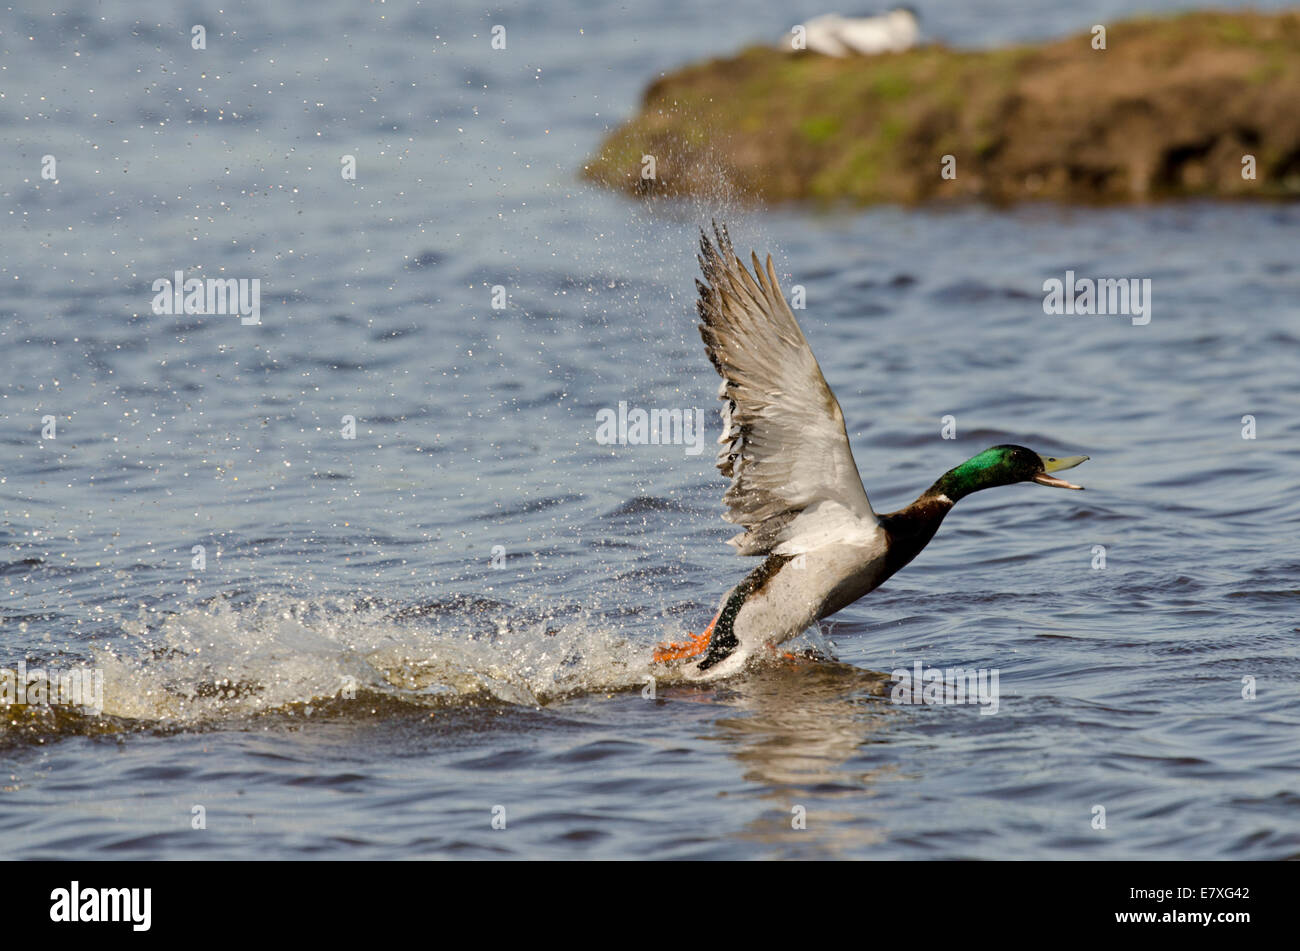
xmin=583 ymin=10 xmax=1300 ymax=205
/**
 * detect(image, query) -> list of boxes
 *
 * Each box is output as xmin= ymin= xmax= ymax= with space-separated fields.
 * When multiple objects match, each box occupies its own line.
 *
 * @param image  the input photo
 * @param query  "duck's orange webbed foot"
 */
xmin=653 ymin=629 xmax=711 ymax=663
xmin=652 ymin=614 xmax=719 ymax=663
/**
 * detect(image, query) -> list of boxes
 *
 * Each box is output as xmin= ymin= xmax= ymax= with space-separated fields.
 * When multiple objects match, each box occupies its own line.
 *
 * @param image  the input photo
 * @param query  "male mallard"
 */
xmin=652 ymin=224 xmax=1088 ymax=680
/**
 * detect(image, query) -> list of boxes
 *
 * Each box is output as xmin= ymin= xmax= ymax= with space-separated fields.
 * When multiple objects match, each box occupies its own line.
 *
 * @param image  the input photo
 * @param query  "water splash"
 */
xmin=2 ymin=592 xmax=658 ymax=743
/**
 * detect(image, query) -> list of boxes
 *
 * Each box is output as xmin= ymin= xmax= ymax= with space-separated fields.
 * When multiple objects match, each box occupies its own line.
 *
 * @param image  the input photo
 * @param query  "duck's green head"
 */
xmin=935 ymin=444 xmax=1089 ymax=501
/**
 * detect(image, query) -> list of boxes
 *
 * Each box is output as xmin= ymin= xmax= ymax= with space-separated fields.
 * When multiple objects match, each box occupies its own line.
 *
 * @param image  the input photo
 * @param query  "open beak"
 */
xmin=1032 ymin=453 xmax=1089 ymax=490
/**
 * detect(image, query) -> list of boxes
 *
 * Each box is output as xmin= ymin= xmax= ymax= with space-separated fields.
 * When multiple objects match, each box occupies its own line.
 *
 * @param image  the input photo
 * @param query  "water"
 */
xmin=1 ymin=0 xmax=1297 ymax=859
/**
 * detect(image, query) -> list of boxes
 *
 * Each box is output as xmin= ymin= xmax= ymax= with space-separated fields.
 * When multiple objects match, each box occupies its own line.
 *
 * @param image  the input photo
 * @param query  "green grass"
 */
xmin=799 ymin=115 xmax=841 ymax=144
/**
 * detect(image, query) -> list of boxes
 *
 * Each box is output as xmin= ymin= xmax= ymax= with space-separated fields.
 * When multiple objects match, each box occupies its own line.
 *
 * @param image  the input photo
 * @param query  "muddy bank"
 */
xmin=583 ymin=11 xmax=1300 ymax=205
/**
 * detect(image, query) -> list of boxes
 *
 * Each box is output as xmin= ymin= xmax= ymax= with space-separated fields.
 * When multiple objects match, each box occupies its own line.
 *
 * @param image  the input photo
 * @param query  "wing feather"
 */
xmin=696 ymin=222 xmax=876 ymax=555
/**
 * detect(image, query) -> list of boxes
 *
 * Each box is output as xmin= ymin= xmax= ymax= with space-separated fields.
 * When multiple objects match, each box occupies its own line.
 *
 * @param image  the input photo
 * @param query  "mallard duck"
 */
xmin=652 ymin=224 xmax=1088 ymax=680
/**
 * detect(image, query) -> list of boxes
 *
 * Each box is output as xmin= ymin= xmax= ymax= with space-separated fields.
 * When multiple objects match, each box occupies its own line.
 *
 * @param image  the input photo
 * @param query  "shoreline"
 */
xmin=583 ymin=10 xmax=1300 ymax=207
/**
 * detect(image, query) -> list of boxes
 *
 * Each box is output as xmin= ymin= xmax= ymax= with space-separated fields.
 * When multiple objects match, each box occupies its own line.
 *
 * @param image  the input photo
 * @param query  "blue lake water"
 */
xmin=1 ymin=0 xmax=1297 ymax=858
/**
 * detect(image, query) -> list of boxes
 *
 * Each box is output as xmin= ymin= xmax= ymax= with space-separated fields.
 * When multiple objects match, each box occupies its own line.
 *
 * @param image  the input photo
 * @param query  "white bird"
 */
xmin=795 ymin=8 xmax=921 ymax=56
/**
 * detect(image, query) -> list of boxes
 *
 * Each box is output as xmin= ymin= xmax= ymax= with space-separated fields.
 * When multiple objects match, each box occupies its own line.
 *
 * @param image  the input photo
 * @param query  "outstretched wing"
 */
xmin=696 ymin=222 xmax=876 ymax=555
